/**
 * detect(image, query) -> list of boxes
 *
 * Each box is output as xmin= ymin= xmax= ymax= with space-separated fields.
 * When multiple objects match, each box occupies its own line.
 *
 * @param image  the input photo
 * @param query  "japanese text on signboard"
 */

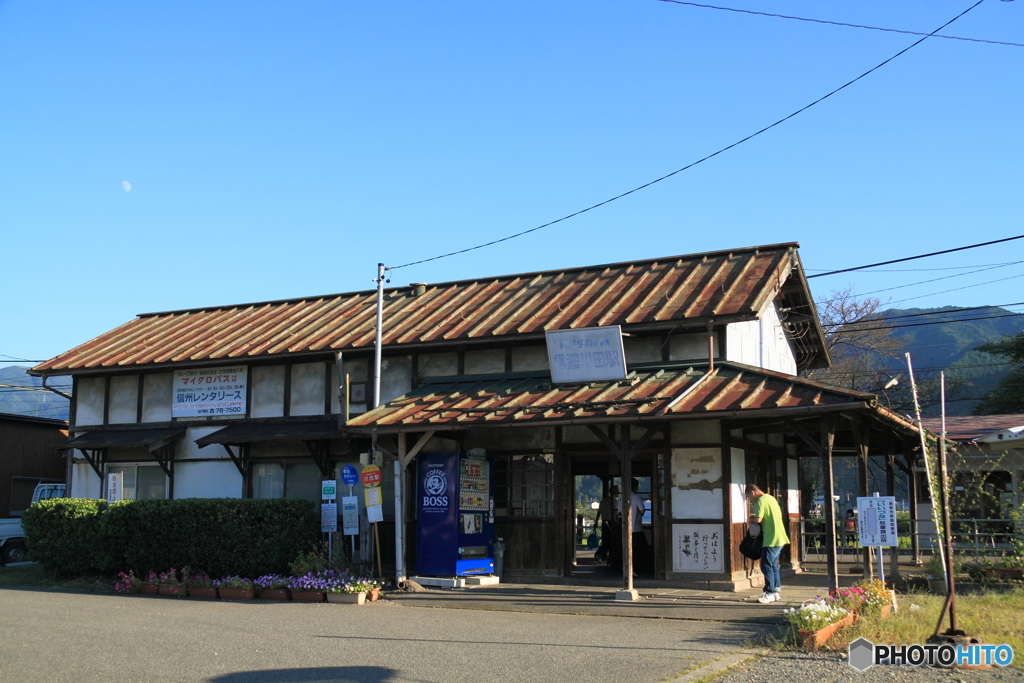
xmin=672 ymin=524 xmax=723 ymax=573
xmin=172 ymin=366 xmax=247 ymax=417
xmin=857 ymin=496 xmax=898 ymax=548
xmin=545 ymin=326 xmax=627 ymax=383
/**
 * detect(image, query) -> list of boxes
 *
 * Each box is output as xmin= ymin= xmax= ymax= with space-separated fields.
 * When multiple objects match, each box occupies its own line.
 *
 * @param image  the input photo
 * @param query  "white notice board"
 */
xmin=545 ymin=326 xmax=627 ymax=383
xmin=672 ymin=524 xmax=723 ymax=573
xmin=857 ymin=496 xmax=898 ymax=547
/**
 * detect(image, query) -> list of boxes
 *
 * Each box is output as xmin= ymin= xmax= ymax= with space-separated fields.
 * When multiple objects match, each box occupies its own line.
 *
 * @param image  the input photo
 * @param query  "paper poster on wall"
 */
xmin=672 ymin=524 xmax=723 ymax=573
xmin=107 ymin=471 xmax=123 ymax=503
xmin=172 ymin=366 xmax=247 ymax=417
xmin=367 ymin=505 xmax=384 ymax=523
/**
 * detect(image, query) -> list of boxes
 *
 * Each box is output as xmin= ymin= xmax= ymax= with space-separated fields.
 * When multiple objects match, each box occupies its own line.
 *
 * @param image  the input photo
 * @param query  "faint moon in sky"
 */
xmin=122 ymin=181 xmax=132 ymax=192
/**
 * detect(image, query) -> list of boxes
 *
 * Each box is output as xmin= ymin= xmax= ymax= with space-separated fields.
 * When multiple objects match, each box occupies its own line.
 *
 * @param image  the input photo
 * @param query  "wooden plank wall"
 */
xmin=0 ymin=418 xmax=67 ymax=517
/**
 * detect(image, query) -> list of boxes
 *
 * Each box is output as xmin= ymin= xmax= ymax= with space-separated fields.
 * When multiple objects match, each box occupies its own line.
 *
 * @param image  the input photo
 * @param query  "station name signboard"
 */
xmin=172 ymin=366 xmax=247 ymax=417
xmin=545 ymin=326 xmax=627 ymax=383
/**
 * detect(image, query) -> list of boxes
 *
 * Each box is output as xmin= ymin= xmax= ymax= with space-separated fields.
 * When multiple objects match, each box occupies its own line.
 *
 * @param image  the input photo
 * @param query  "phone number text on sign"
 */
xmin=172 ymin=366 xmax=248 ymax=417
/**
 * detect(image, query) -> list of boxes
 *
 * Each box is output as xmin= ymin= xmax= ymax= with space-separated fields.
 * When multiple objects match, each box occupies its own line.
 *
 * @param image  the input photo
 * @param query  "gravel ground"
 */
xmin=713 ymin=651 xmax=1024 ymax=683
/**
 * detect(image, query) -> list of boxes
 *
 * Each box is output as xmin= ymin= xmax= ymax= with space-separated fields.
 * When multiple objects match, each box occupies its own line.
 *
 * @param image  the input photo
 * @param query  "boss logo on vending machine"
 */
xmin=422 ymin=468 xmax=449 ymax=508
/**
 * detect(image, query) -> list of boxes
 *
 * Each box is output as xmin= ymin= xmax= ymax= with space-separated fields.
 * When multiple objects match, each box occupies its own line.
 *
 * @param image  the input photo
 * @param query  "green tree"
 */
xmin=973 ymin=331 xmax=1024 ymax=415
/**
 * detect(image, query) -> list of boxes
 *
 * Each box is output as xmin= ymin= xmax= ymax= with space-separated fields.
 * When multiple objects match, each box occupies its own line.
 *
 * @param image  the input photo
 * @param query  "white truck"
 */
xmin=1 ymin=483 xmax=66 ymax=564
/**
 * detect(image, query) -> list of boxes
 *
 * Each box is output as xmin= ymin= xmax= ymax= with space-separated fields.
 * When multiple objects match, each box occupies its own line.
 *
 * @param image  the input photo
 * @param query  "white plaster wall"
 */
xmin=419 ymin=352 xmax=457 ymax=377
xmin=669 ymin=332 xmax=719 ymax=362
xmin=787 ymin=458 xmax=799 ymax=514
xmin=251 ymin=365 xmax=285 ymax=418
xmin=672 ymin=489 xmax=722 ymax=519
xmin=759 ymin=303 xmax=797 ymax=375
xmin=724 ymin=304 xmax=797 ymax=375
xmin=175 ymin=460 xmax=243 ymax=498
xmin=671 ymin=447 xmax=723 ymax=519
xmin=512 ymin=345 xmax=548 ymax=372
xmin=465 ymin=349 xmax=504 ymax=375
xmin=290 ymin=362 xmax=326 ymax=416
xmin=142 ymin=373 xmax=172 ymax=422
xmin=730 ymin=447 xmax=746 ymax=523
xmin=178 ymin=427 xmax=224 ymax=460
xmin=76 ymin=378 xmax=105 ymax=426
xmin=380 ymin=356 xmax=412 ymax=404
xmin=624 ymin=337 xmax=662 ymax=363
xmin=671 ymin=420 xmax=721 ymax=444
xmin=71 ymin=458 xmax=102 ymax=498
xmin=108 ymin=375 xmax=139 ymax=424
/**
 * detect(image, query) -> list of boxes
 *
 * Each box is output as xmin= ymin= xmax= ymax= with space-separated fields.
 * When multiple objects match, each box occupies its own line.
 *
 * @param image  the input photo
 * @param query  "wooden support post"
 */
xmin=621 ymin=426 xmax=634 ymax=594
xmin=852 ymin=419 xmax=873 ymax=579
xmin=886 ymin=453 xmax=900 ymax=580
xmin=820 ymin=415 xmax=839 ymax=592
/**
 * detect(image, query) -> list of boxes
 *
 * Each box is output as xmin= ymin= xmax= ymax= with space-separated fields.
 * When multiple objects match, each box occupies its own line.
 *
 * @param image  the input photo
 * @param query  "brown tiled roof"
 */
xmin=345 ymin=361 xmax=872 ymax=432
xmin=921 ymin=414 xmax=1024 ymax=442
xmin=32 ymin=243 xmax=828 ymax=374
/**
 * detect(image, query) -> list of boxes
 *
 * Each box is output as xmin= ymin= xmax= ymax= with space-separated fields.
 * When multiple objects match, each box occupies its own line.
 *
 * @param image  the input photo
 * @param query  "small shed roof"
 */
xmin=921 ymin=414 xmax=1024 ymax=443
xmin=32 ymin=243 xmax=828 ymax=375
xmin=345 ymin=361 xmax=872 ymax=433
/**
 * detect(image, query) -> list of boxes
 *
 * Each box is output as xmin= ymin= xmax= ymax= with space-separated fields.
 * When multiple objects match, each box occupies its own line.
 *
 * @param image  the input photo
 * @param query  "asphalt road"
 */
xmin=0 ymin=588 xmax=770 ymax=683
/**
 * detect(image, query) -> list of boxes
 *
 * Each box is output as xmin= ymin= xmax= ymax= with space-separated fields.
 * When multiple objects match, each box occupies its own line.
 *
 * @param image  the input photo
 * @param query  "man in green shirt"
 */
xmin=747 ymin=484 xmax=789 ymax=604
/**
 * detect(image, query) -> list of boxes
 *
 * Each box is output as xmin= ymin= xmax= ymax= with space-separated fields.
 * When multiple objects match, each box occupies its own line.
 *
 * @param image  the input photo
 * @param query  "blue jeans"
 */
xmin=761 ymin=546 xmax=783 ymax=593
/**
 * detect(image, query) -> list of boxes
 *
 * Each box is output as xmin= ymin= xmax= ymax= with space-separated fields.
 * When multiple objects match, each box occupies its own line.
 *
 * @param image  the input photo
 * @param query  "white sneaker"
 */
xmin=772 ymin=592 xmax=781 ymax=602
xmin=757 ymin=592 xmax=778 ymax=604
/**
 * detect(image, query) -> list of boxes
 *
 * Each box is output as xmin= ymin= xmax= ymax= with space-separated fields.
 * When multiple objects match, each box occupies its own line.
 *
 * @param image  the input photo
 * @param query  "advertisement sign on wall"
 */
xmin=172 ymin=366 xmax=247 ymax=417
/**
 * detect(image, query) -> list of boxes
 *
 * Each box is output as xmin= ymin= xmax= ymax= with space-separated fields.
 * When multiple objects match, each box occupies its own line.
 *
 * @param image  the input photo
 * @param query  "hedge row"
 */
xmin=21 ymin=498 xmax=319 ymax=578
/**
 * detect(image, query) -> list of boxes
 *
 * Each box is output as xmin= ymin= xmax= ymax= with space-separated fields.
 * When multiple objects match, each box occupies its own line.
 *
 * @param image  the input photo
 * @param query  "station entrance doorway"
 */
xmin=567 ymin=453 xmax=664 ymax=580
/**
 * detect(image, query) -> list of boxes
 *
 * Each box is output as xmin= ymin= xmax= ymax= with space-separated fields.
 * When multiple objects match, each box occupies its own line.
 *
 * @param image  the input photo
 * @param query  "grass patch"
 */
xmin=0 ymin=564 xmax=114 ymax=592
xmin=800 ymin=587 xmax=1024 ymax=669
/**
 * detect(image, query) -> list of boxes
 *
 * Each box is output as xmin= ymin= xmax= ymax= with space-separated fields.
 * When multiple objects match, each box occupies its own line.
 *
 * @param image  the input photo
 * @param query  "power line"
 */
xmin=391 ymin=1 xmax=985 ymax=271
xmin=886 ymin=272 xmax=1024 ymax=306
xmin=655 ymin=0 xmax=1024 ymax=48
xmin=828 ymin=311 xmax=1024 ymax=334
xmin=819 ymin=301 xmax=1024 ymax=327
xmin=807 ymin=233 xmax=1024 ymax=279
xmin=851 ymin=262 xmax=1024 ymax=298
xmin=807 ymin=261 xmax=1024 ymax=274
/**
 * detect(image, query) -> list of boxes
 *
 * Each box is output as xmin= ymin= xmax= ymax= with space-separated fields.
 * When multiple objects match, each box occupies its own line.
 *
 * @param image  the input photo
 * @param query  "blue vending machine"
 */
xmin=416 ymin=452 xmax=494 ymax=576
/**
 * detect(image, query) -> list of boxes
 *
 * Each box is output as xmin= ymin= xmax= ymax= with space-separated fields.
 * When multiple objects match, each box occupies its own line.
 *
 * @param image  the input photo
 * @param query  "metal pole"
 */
xmin=373 ymin=263 xmax=386 ymax=411
xmin=396 ymin=433 xmax=406 ymax=583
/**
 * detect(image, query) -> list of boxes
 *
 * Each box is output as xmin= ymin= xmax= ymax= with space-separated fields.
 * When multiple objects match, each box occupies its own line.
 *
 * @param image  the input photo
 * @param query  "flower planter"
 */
xmin=218 ymin=587 xmax=255 ymax=600
xmin=369 ymin=588 xmax=381 ymax=602
xmin=290 ymin=590 xmax=326 ymax=603
xmin=798 ymin=613 xmax=855 ymax=650
xmin=327 ymin=592 xmax=366 ymax=605
xmin=188 ymin=586 xmax=218 ymax=599
xmin=257 ymin=589 xmax=291 ymax=601
xmin=159 ymin=584 xmax=187 ymax=597
xmin=140 ymin=582 xmax=159 ymax=595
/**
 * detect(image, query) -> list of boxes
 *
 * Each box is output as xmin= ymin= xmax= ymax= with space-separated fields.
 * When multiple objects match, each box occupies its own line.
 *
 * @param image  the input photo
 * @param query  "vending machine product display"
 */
xmin=416 ymin=452 xmax=495 ymax=576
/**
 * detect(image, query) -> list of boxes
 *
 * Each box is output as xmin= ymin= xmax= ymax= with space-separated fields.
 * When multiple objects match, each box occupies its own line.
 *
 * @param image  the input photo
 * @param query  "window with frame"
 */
xmin=492 ymin=454 xmax=554 ymax=517
xmin=252 ymin=462 xmax=323 ymax=503
xmin=106 ymin=464 xmax=168 ymax=500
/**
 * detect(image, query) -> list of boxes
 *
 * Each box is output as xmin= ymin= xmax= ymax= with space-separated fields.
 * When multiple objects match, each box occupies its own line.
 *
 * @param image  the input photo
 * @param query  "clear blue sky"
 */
xmin=2 ymin=0 xmax=1022 ymax=367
